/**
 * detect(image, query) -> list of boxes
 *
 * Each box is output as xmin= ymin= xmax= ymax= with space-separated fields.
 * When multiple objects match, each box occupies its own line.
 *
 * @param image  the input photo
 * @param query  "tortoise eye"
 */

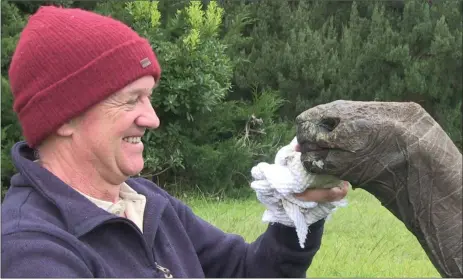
xmin=319 ymin=117 xmax=340 ymax=132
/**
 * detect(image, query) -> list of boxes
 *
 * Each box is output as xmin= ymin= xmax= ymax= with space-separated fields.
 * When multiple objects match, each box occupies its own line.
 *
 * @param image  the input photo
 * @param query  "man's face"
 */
xmin=70 ymin=75 xmax=159 ymax=183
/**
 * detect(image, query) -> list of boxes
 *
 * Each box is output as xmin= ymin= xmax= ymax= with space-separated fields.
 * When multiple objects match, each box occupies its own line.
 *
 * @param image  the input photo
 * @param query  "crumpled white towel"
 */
xmin=250 ymin=137 xmax=348 ymax=248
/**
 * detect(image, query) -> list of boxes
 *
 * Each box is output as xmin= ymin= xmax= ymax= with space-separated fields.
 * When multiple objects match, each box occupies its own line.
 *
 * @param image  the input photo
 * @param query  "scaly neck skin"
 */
xmin=358 ymin=117 xmax=462 ymax=278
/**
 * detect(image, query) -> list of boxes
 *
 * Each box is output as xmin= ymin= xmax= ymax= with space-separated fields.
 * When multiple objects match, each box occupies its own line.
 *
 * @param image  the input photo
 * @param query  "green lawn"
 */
xmin=181 ymin=188 xmax=441 ymax=278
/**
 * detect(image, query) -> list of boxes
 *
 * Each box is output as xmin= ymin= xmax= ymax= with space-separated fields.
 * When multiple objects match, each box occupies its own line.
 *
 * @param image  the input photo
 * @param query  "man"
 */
xmin=2 ymin=6 xmax=348 ymax=278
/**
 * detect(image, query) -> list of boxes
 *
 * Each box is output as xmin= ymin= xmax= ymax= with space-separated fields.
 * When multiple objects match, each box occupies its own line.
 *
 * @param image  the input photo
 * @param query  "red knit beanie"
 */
xmin=8 ymin=5 xmax=161 ymax=148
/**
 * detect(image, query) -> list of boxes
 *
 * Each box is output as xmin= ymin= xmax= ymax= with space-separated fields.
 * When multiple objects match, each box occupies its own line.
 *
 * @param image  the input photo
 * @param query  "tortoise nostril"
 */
xmin=319 ymin=117 xmax=340 ymax=132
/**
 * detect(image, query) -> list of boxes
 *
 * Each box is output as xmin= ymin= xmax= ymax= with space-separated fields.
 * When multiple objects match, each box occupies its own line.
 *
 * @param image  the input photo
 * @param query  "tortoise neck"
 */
xmin=361 ymin=129 xmax=462 ymax=278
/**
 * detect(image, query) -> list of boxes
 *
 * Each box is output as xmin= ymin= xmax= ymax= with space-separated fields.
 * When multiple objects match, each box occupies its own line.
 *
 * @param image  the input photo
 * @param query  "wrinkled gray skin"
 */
xmin=295 ymin=100 xmax=462 ymax=278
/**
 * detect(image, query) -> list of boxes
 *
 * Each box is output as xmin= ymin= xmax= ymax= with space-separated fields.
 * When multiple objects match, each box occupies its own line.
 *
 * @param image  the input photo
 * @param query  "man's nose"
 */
xmin=137 ymin=98 xmax=160 ymax=129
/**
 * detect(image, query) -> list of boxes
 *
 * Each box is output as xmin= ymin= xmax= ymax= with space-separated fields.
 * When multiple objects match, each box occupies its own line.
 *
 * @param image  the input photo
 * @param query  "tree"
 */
xmin=224 ymin=0 xmax=461 ymax=146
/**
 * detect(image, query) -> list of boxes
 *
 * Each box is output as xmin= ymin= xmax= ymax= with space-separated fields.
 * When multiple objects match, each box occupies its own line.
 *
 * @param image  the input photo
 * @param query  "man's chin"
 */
xmin=120 ymin=159 xmax=145 ymax=177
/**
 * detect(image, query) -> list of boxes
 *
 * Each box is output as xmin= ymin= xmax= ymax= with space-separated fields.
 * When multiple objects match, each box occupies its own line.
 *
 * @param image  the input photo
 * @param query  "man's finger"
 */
xmin=294 ymin=181 xmax=349 ymax=202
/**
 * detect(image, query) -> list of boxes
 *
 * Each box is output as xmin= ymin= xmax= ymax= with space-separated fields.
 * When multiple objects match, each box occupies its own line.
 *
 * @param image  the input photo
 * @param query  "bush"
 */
xmin=1 ymin=0 xmax=294 ymax=199
xmin=121 ymin=1 xmax=294 ymax=196
xmin=226 ymin=0 xmax=462 ymax=145
xmin=1 ymin=1 xmax=27 ymax=195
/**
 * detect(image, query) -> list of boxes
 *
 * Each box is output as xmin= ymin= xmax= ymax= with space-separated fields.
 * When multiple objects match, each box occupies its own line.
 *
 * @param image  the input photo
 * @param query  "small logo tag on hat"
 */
xmin=140 ymin=58 xmax=151 ymax=68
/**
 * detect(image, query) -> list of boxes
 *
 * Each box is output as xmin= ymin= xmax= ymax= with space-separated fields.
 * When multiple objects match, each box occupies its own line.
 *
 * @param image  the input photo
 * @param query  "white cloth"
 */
xmin=250 ymin=137 xmax=348 ymax=248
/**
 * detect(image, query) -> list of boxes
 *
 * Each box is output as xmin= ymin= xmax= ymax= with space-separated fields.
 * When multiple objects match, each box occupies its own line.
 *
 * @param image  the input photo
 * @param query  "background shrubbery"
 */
xmin=2 ymin=0 xmax=461 ymax=199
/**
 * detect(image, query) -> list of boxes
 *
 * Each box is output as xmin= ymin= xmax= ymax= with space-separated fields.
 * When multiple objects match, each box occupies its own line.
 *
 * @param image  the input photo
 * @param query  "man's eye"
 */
xmin=127 ymin=98 xmax=138 ymax=105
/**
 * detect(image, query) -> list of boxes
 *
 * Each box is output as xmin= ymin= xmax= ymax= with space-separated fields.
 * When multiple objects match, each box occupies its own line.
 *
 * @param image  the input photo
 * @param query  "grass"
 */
xmin=180 ymin=188 xmax=441 ymax=278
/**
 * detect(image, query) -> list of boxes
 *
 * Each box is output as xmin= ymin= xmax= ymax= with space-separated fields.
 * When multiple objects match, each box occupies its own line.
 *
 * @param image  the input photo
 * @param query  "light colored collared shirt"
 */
xmin=34 ymin=160 xmax=147 ymax=232
xmin=76 ymin=182 xmax=147 ymax=232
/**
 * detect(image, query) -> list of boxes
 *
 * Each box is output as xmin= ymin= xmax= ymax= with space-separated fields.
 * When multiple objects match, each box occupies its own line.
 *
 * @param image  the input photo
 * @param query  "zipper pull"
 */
xmin=155 ymin=261 xmax=173 ymax=278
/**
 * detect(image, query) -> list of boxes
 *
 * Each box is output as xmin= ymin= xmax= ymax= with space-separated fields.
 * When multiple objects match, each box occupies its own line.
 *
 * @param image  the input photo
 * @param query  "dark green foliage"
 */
xmin=226 ymin=0 xmax=461 ymax=145
xmin=1 ymin=1 xmax=27 ymax=196
xmin=119 ymin=1 xmax=291 ymax=196
xmin=1 ymin=0 xmax=26 ymax=72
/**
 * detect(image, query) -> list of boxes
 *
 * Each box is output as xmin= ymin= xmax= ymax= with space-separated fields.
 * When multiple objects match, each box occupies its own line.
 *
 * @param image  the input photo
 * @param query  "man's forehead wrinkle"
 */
xmin=104 ymin=93 xmax=126 ymax=110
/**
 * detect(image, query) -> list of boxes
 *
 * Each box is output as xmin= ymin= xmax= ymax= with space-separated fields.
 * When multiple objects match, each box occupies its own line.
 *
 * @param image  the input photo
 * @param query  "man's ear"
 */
xmin=56 ymin=119 xmax=77 ymax=137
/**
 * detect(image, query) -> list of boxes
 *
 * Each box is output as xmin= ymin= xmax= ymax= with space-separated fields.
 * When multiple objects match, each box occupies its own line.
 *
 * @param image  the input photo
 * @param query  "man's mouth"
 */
xmin=123 ymin=136 xmax=142 ymax=144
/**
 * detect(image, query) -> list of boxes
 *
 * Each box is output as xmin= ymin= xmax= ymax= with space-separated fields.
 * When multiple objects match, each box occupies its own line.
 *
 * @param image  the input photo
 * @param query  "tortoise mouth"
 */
xmin=298 ymin=140 xmax=352 ymax=173
xmin=299 ymin=141 xmax=327 ymax=153
xmin=298 ymin=140 xmax=347 ymax=154
xmin=300 ymin=150 xmax=328 ymax=172
xmin=298 ymin=141 xmax=331 ymax=173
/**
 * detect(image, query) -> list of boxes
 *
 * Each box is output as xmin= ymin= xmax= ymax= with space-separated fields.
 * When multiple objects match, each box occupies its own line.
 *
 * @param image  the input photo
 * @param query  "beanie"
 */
xmin=8 ymin=5 xmax=161 ymax=148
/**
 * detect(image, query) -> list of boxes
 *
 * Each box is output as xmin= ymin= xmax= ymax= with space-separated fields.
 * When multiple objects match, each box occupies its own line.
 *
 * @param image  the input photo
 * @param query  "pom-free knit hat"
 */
xmin=8 ymin=5 xmax=161 ymax=148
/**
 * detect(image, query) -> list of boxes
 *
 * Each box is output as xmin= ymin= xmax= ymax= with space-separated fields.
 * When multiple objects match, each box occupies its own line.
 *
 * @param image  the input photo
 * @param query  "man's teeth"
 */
xmin=123 ymin=137 xmax=141 ymax=143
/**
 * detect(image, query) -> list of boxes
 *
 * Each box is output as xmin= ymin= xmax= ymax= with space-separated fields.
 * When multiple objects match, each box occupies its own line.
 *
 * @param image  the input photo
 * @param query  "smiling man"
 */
xmin=2 ymin=6 xmax=348 ymax=278
xmin=37 ymin=76 xmax=160 ymax=202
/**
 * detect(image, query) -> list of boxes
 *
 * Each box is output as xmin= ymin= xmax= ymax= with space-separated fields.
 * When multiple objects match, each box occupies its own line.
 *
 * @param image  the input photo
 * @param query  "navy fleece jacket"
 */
xmin=2 ymin=141 xmax=325 ymax=278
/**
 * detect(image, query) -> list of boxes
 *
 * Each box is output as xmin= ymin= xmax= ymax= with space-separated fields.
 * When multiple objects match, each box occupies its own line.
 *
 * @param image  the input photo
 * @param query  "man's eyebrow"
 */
xmin=127 ymin=87 xmax=155 ymax=96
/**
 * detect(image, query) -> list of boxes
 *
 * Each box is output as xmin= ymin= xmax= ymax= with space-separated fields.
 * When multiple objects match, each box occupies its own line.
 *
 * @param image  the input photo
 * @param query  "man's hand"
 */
xmin=294 ymin=181 xmax=349 ymax=202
